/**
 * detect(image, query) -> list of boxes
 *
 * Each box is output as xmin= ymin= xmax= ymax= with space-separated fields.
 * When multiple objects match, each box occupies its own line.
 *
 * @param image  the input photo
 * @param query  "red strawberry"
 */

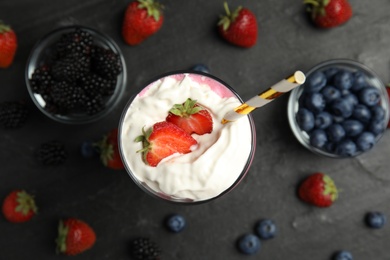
xmin=304 ymin=0 xmax=352 ymax=28
xmin=135 ymin=121 xmax=198 ymax=167
xmin=166 ymin=98 xmax=213 ymax=135
xmin=2 ymin=190 xmax=37 ymax=223
xmin=56 ymin=218 xmax=96 ymax=256
xmin=298 ymin=172 xmax=338 ymax=207
xmin=122 ymin=0 xmax=164 ymax=45
xmin=0 ymin=21 xmax=17 ymax=68
xmin=217 ymin=2 xmax=258 ymax=48
xmin=97 ymin=128 xmax=125 ymax=170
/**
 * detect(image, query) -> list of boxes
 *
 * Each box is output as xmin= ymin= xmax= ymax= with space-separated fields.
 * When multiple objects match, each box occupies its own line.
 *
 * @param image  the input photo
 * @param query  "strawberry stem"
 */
xmin=303 ymin=0 xmax=319 ymax=6
xmin=223 ymin=2 xmax=231 ymax=16
xmin=0 ymin=21 xmax=11 ymax=33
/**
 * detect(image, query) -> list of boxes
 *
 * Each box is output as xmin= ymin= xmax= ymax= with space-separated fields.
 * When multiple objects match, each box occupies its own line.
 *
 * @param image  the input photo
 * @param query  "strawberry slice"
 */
xmin=135 ymin=121 xmax=197 ymax=167
xmin=166 ymin=98 xmax=213 ymax=135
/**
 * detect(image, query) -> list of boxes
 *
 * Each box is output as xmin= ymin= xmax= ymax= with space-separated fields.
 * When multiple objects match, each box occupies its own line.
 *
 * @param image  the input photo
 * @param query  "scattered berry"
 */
xmin=2 ymin=190 xmax=37 ymax=223
xmin=304 ymin=0 xmax=352 ymax=29
xmin=0 ymin=21 xmax=17 ymax=68
xmin=36 ymin=140 xmax=68 ymax=165
xmin=130 ymin=237 xmax=161 ymax=260
xmin=332 ymin=250 xmax=353 ymax=260
xmin=0 ymin=101 xmax=29 ymax=129
xmin=191 ymin=64 xmax=210 ymax=74
xmin=56 ymin=218 xmax=96 ymax=256
xmin=96 ymin=128 xmax=124 ymax=170
xmin=365 ymin=211 xmax=386 ymax=229
xmin=135 ymin=121 xmax=198 ymax=167
xmin=255 ymin=219 xmax=276 ymax=240
xmin=80 ymin=141 xmax=98 ymax=158
xmin=166 ymin=98 xmax=213 ymax=135
xmin=217 ymin=2 xmax=258 ymax=48
xmin=165 ymin=214 xmax=186 ymax=233
xmin=236 ymin=234 xmax=261 ymax=255
xmin=298 ymin=172 xmax=338 ymax=207
xmin=122 ymin=0 xmax=164 ymax=45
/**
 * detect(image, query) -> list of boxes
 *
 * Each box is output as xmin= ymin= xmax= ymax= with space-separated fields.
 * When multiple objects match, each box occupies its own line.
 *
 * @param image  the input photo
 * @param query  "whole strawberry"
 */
xmin=217 ymin=2 xmax=258 ymax=48
xmin=304 ymin=0 xmax=352 ymax=28
xmin=298 ymin=172 xmax=338 ymax=207
xmin=2 ymin=190 xmax=37 ymax=223
xmin=122 ymin=0 xmax=164 ymax=45
xmin=0 ymin=21 xmax=17 ymax=68
xmin=56 ymin=218 xmax=96 ymax=256
xmin=97 ymin=128 xmax=125 ymax=170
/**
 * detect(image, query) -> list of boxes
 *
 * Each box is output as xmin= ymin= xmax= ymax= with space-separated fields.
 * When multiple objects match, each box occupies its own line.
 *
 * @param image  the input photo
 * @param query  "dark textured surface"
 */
xmin=1 ymin=1 xmax=390 ymax=259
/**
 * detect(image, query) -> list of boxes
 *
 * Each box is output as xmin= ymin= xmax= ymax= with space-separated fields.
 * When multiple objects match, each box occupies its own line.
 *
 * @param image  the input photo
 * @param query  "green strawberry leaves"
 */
xmin=169 ymin=98 xmax=203 ymax=117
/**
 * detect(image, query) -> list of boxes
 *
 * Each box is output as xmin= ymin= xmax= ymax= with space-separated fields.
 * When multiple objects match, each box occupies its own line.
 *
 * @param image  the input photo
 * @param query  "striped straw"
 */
xmin=221 ymin=71 xmax=306 ymax=124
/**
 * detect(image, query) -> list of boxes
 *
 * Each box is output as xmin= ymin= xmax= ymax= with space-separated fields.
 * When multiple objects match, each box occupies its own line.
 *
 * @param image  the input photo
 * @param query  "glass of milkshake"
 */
xmin=118 ymin=71 xmax=256 ymax=203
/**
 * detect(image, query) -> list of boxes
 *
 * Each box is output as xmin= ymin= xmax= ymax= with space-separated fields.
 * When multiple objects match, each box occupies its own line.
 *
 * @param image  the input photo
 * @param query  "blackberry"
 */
xmin=36 ymin=141 xmax=68 ymax=165
xmin=91 ymin=46 xmax=122 ymax=80
xmin=130 ymin=238 xmax=161 ymax=260
xmin=80 ymin=73 xmax=116 ymax=96
xmin=56 ymin=28 xmax=93 ymax=58
xmin=84 ymin=94 xmax=104 ymax=115
xmin=50 ymin=81 xmax=77 ymax=113
xmin=30 ymin=66 xmax=54 ymax=94
xmin=0 ymin=101 xmax=29 ymax=129
xmin=51 ymin=54 xmax=90 ymax=82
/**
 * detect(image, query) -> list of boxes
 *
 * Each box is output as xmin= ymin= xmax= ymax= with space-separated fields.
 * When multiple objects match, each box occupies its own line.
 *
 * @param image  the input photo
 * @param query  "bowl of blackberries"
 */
xmin=288 ymin=59 xmax=389 ymax=158
xmin=26 ymin=25 xmax=126 ymax=124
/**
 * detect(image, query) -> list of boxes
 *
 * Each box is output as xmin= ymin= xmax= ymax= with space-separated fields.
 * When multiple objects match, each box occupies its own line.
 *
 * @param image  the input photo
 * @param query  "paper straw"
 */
xmin=221 ymin=71 xmax=306 ymax=124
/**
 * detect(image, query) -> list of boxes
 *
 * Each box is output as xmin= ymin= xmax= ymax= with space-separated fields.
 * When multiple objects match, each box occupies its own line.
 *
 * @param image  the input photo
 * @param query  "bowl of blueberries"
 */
xmin=287 ymin=59 xmax=389 ymax=158
xmin=25 ymin=25 xmax=127 ymax=124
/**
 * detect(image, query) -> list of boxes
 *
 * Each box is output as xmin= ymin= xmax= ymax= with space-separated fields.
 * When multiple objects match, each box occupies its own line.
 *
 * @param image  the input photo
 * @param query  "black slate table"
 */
xmin=1 ymin=0 xmax=390 ymax=259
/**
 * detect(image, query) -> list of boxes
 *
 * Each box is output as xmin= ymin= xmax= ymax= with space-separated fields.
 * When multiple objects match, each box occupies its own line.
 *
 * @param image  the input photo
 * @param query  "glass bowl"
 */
xmin=25 ymin=25 xmax=127 ymax=124
xmin=118 ymin=71 xmax=256 ymax=204
xmin=288 ymin=59 xmax=389 ymax=158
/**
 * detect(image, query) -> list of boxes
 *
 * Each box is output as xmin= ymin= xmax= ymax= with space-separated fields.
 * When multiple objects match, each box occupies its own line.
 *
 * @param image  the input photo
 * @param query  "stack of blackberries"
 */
xmin=30 ymin=27 xmax=122 ymax=116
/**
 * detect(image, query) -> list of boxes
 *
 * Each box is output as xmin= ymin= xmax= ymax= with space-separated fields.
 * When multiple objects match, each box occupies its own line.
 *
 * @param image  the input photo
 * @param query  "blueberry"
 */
xmin=305 ymin=71 xmax=327 ymax=93
xmin=296 ymin=108 xmax=315 ymax=132
xmin=165 ymin=214 xmax=186 ymax=233
xmin=341 ymin=120 xmax=364 ymax=137
xmin=359 ymin=86 xmax=381 ymax=106
xmin=335 ymin=139 xmax=357 ymax=157
xmin=304 ymin=92 xmax=326 ymax=113
xmin=325 ymin=142 xmax=336 ymax=153
xmin=369 ymin=120 xmax=385 ymax=136
xmin=333 ymin=70 xmax=353 ymax=90
xmin=352 ymin=104 xmax=372 ymax=124
xmin=356 ymin=132 xmax=376 ymax=152
xmin=191 ymin=63 xmax=210 ymax=73
xmin=315 ymin=112 xmax=333 ymax=129
xmin=321 ymin=85 xmax=341 ymax=102
xmin=310 ymin=129 xmax=328 ymax=149
xmin=255 ymin=219 xmax=276 ymax=240
xmin=330 ymin=98 xmax=354 ymax=118
xmin=323 ymin=67 xmax=340 ymax=81
xmin=237 ymin=234 xmax=261 ymax=255
xmin=327 ymin=124 xmax=346 ymax=142
xmin=351 ymin=71 xmax=367 ymax=92
xmin=80 ymin=141 xmax=98 ymax=158
xmin=332 ymin=250 xmax=353 ymax=260
xmin=343 ymin=93 xmax=358 ymax=107
xmin=365 ymin=211 xmax=387 ymax=229
xmin=371 ymin=105 xmax=385 ymax=121
xmin=332 ymin=115 xmax=345 ymax=124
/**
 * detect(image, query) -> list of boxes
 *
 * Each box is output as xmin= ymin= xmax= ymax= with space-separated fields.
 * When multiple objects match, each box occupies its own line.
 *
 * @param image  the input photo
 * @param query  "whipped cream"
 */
xmin=120 ymin=73 xmax=254 ymax=202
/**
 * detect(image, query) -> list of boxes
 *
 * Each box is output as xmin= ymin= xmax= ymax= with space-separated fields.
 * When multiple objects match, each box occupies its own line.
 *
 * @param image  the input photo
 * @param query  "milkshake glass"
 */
xmin=118 ymin=71 xmax=256 ymax=203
